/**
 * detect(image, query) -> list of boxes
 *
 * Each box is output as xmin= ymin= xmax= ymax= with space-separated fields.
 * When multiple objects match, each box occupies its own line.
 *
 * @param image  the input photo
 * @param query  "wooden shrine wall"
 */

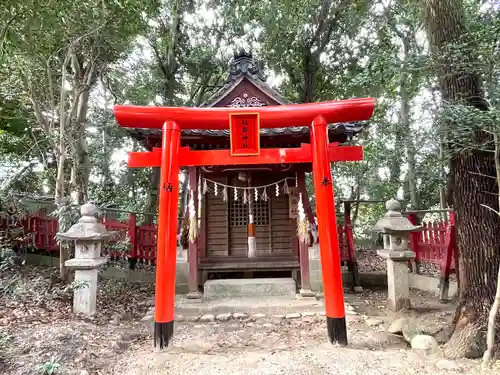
xmin=227 ymin=174 xmax=273 ymax=257
xmin=202 ymin=171 xmax=295 ymax=260
xmin=269 ymin=193 xmax=294 ymax=256
xmin=204 ymin=175 xmax=229 ymax=257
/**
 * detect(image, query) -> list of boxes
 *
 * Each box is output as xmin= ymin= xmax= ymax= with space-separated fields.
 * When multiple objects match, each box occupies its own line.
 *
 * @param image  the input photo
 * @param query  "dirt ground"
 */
xmin=0 ymin=263 xmax=491 ymax=375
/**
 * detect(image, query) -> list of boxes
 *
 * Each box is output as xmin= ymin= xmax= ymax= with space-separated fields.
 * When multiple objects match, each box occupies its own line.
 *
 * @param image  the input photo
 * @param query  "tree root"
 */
xmin=444 ymin=321 xmax=486 ymax=359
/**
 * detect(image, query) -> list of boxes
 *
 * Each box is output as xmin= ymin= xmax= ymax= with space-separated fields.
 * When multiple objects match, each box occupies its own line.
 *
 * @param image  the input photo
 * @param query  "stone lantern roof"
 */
xmin=373 ymin=199 xmax=422 ymax=233
xmin=56 ymin=203 xmax=115 ymax=241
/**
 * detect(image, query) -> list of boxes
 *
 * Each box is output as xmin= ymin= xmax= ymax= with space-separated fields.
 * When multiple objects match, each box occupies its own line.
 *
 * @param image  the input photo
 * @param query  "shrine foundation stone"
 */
xmin=203 ymin=278 xmax=297 ymax=299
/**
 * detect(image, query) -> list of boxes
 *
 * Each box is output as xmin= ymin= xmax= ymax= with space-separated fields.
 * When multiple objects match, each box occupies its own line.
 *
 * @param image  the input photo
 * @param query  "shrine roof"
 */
xmin=200 ymin=50 xmax=291 ymax=107
xmin=126 ymin=122 xmax=364 ymax=142
xmin=124 ymin=50 xmax=367 ymax=146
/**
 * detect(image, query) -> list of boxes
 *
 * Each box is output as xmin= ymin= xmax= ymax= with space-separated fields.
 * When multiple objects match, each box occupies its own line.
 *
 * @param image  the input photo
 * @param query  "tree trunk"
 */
xmin=482 ymin=133 xmax=500 ymax=366
xmin=445 ymin=151 xmax=500 ymax=358
xmin=72 ymin=125 xmax=90 ymax=203
xmin=400 ymin=37 xmax=419 ymax=209
xmin=70 ymin=63 xmax=94 ymax=205
xmin=154 ymin=0 xmax=182 ymax=106
xmin=128 ymin=140 xmax=137 ymax=201
xmin=429 ymin=82 xmax=448 ymax=208
xmin=301 ymin=51 xmax=318 ymax=103
xmin=439 ymin=137 xmax=447 ymax=209
xmin=352 ymin=178 xmax=361 ymax=224
xmin=418 ymin=0 xmax=500 ymax=358
xmin=55 ymin=53 xmax=70 ymax=282
xmin=144 ymin=167 xmax=160 ymax=224
xmin=389 ymin=127 xmax=403 ymax=196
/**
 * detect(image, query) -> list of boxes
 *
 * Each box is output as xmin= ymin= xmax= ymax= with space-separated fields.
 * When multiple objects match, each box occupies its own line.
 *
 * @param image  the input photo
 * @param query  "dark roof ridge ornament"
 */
xmin=228 ymin=48 xmax=267 ymax=83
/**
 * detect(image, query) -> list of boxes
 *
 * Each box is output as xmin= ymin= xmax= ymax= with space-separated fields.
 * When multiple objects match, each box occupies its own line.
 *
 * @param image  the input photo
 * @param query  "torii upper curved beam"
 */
xmin=113 ymin=98 xmax=376 ymax=130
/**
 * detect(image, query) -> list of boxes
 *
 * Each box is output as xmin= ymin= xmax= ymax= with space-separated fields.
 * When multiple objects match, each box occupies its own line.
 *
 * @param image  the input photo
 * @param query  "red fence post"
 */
xmin=407 ymin=213 xmax=419 ymax=273
xmin=439 ymin=211 xmax=456 ymax=301
xmin=344 ymin=203 xmax=361 ymax=292
xmin=128 ymin=213 xmax=138 ymax=269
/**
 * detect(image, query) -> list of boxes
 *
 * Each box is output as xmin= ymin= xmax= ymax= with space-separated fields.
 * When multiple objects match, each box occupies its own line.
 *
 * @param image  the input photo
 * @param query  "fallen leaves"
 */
xmin=357 ymin=250 xmax=457 ymax=282
xmin=0 ymin=264 xmax=154 ymax=375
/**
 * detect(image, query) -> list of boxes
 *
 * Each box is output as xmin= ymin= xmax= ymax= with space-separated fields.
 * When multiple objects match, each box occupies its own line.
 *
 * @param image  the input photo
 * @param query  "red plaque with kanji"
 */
xmin=229 ymin=113 xmax=260 ymax=156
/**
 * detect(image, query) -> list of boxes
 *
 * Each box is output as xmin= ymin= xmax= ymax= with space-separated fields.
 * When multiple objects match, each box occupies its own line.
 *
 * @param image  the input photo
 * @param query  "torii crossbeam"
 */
xmin=114 ymin=98 xmax=376 ymax=349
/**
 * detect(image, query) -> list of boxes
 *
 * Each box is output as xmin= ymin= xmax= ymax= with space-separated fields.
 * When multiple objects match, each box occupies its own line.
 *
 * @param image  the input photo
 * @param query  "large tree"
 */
xmin=417 ymin=0 xmax=500 ymax=358
xmin=1 ymin=0 xmax=161 ymax=279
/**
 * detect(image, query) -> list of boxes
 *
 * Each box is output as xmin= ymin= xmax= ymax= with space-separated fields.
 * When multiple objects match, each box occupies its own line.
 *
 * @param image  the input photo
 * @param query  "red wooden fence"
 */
xmin=2 ymin=213 xmax=355 ymax=263
xmin=2 ymin=209 xmax=457 ymax=290
xmin=0 ymin=213 xmax=159 ymax=262
xmin=406 ymin=210 xmax=457 ymax=300
xmin=407 ymin=211 xmax=456 ymax=271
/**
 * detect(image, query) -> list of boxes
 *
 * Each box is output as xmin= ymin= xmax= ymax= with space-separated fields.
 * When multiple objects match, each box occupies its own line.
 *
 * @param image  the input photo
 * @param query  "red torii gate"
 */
xmin=114 ymin=98 xmax=376 ymax=349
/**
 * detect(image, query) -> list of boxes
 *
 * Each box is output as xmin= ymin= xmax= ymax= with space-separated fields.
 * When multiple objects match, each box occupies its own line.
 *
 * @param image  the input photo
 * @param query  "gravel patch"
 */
xmin=115 ymin=336 xmax=496 ymax=375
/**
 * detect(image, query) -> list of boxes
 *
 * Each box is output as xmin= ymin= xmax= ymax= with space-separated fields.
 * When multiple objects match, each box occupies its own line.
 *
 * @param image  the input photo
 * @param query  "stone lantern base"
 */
xmin=377 ymin=249 xmax=415 ymax=311
xmin=65 ymin=257 xmax=108 ymax=316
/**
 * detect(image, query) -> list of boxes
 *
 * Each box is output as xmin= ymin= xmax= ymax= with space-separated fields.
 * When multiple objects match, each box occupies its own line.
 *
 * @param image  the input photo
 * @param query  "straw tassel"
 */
xmin=202 ymin=179 xmax=208 ymax=195
xmin=222 ymin=186 xmax=228 ymax=202
xmin=197 ymin=177 xmax=202 ymax=229
xmin=261 ymin=188 xmax=268 ymax=202
xmin=188 ymin=190 xmax=198 ymax=243
xmin=284 ymin=179 xmax=289 ymax=195
xmin=243 ymin=189 xmax=248 ymax=204
xmin=297 ymin=193 xmax=309 ymax=243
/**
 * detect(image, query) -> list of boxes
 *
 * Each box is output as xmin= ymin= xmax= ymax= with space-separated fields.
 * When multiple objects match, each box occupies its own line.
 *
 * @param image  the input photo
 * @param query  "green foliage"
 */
xmin=0 ymin=331 xmax=12 ymax=350
xmin=50 ymin=198 xmax=80 ymax=234
xmin=37 ymin=357 xmax=60 ymax=375
xmin=0 ymin=0 xmax=498 ymax=243
xmin=440 ymin=102 xmax=500 ymax=154
xmin=63 ymin=279 xmax=90 ymax=293
xmin=107 ymin=233 xmax=132 ymax=257
xmin=221 ymin=0 xmax=375 ymax=102
xmin=0 ymin=193 xmax=30 ymax=259
xmin=0 ymin=0 xmax=162 ymax=210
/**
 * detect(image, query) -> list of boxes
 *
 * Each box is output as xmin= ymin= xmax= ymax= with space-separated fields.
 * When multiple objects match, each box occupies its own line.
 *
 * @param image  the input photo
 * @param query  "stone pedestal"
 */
xmin=377 ymin=249 xmax=415 ymax=311
xmin=299 ymin=241 xmax=315 ymax=298
xmin=56 ymin=203 xmax=114 ymax=316
xmin=308 ymin=245 xmax=323 ymax=292
xmin=66 ymin=258 xmax=107 ymax=315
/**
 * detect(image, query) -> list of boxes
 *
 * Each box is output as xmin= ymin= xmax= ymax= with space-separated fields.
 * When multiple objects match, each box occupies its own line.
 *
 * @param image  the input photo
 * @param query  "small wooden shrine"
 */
xmin=124 ymin=50 xmax=365 ymax=295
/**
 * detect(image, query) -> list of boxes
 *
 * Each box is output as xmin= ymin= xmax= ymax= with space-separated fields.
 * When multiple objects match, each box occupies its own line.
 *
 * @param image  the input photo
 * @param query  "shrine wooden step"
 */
xmin=199 ymin=259 xmax=299 ymax=271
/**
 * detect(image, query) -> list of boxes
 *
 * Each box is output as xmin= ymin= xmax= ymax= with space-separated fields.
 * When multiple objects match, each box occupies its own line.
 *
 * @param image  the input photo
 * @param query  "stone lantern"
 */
xmin=56 ymin=203 xmax=113 ymax=316
xmin=373 ymin=198 xmax=421 ymax=311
